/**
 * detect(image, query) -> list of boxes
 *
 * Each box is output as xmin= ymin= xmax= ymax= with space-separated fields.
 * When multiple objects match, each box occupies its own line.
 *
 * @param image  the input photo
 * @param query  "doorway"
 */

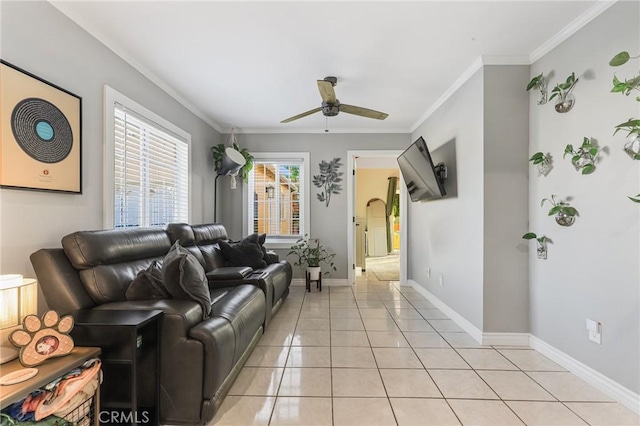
xmin=347 ymin=150 xmax=407 ymax=285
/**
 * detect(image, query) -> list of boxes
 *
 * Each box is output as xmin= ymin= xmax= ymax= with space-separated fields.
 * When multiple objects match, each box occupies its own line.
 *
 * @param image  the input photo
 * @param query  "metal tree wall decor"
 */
xmin=313 ymin=157 xmax=343 ymax=207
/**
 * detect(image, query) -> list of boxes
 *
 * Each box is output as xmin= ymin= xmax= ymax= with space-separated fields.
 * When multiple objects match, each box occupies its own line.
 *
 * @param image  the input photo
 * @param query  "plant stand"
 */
xmin=306 ymin=271 xmax=322 ymax=292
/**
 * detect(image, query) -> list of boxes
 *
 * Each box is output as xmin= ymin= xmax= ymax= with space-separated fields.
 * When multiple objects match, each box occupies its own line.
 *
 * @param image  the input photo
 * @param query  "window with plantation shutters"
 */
xmin=104 ymin=86 xmax=190 ymax=229
xmin=243 ymin=152 xmax=310 ymax=247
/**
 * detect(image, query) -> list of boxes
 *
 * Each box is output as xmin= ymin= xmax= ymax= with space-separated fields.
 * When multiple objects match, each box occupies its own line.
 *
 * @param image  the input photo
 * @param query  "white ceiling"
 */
xmin=51 ymin=1 xmax=605 ymax=134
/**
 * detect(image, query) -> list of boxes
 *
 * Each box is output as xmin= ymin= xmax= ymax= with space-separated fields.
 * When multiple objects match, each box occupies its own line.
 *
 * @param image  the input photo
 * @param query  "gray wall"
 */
xmin=0 ymin=2 xmax=221 ymax=288
xmin=410 ymin=70 xmax=485 ymax=330
xmin=483 ymin=65 xmax=530 ymax=332
xmin=529 ymin=1 xmax=639 ymax=393
xmin=217 ymin=133 xmax=410 ymax=278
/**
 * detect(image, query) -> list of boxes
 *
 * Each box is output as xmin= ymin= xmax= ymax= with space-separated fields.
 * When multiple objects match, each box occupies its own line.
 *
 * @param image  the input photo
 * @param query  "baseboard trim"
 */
xmin=404 ymin=280 xmax=639 ymax=413
xmin=406 ymin=280 xmax=483 ymax=343
xmin=529 ymin=335 xmax=640 ymax=414
xmin=482 ymin=332 xmax=530 ymax=347
xmin=291 ymin=278 xmax=349 ymax=287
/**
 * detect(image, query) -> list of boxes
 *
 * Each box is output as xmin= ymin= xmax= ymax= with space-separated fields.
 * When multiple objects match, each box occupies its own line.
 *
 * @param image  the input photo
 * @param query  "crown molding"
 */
xmin=529 ymin=0 xmax=618 ymax=63
xmin=49 ymin=1 xmax=224 ymax=134
xmin=231 ymin=127 xmax=410 ymax=134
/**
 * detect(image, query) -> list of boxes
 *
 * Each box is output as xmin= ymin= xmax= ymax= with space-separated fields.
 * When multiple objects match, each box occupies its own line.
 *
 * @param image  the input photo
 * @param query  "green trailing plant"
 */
xmin=613 ymin=118 xmax=640 ymax=160
xmin=609 ymin=51 xmax=640 ymax=101
xmin=528 ymin=152 xmax=552 ymax=176
xmin=629 ymin=194 xmax=640 ymax=203
xmin=522 ymin=232 xmax=548 ymax=259
xmin=542 ymin=195 xmax=578 ymax=217
xmin=313 ymin=157 xmax=343 ymax=207
xmin=563 ymin=137 xmax=599 ymax=174
xmin=287 ymin=234 xmax=337 ymax=275
xmin=549 ymin=72 xmax=578 ymax=102
xmin=526 ymin=73 xmax=547 ymax=104
xmin=522 ymin=232 xmax=548 ymax=247
xmin=211 ymin=141 xmax=254 ymax=183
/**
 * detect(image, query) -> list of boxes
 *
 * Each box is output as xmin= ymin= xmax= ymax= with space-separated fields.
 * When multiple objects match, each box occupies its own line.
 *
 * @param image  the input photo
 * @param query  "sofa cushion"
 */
xmin=218 ymin=234 xmax=266 ymax=269
xmin=206 ymin=266 xmax=253 ymax=281
xmin=125 ymin=260 xmax=171 ymax=301
xmin=163 ymin=241 xmax=211 ymax=319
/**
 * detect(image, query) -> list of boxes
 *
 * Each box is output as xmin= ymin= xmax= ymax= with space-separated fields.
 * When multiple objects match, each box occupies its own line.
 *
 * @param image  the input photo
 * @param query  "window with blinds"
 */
xmin=247 ymin=157 xmax=306 ymax=242
xmin=104 ymin=86 xmax=190 ymax=229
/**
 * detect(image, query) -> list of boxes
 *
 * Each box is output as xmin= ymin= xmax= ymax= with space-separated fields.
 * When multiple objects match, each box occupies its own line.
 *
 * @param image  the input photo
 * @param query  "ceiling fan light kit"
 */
xmin=281 ymin=76 xmax=388 ymax=124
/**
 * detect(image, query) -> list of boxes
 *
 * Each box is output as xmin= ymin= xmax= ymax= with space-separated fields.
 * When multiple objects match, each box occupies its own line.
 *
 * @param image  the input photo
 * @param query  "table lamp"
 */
xmin=0 ymin=274 xmax=38 ymax=364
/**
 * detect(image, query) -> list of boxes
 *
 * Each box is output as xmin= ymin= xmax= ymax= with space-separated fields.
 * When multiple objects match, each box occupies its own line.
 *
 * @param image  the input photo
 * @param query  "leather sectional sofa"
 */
xmin=30 ymin=223 xmax=292 ymax=425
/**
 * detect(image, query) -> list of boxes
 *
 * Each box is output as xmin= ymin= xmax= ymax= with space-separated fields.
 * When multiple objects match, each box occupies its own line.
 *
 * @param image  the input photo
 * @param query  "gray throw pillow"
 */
xmin=258 ymin=233 xmax=274 ymax=265
xmin=163 ymin=241 xmax=211 ymax=319
xmin=126 ymin=261 xmax=171 ymax=301
xmin=218 ymin=233 xmax=267 ymax=269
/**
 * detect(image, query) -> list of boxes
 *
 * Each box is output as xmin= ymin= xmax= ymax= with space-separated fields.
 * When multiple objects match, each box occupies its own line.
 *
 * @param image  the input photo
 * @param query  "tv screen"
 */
xmin=397 ymin=137 xmax=446 ymax=202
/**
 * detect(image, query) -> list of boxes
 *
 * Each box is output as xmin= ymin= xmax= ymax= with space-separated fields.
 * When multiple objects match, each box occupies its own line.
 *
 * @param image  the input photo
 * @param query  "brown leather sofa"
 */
xmin=30 ymin=223 xmax=292 ymax=425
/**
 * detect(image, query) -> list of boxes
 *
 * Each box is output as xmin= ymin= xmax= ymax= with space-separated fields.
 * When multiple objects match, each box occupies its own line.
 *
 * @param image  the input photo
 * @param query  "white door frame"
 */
xmin=347 ymin=150 xmax=408 ymax=285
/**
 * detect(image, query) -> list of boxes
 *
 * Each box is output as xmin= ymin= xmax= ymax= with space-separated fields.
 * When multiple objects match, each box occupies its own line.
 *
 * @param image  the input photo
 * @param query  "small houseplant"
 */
xmin=526 ymin=73 xmax=548 ymax=105
xmin=288 ymin=235 xmax=336 ymax=279
xmin=522 ymin=232 xmax=548 ymax=259
xmin=563 ymin=137 xmax=599 ymax=174
xmin=613 ymin=118 xmax=640 ymax=160
xmin=609 ymin=51 xmax=640 ymax=101
xmin=528 ymin=152 xmax=552 ymax=176
xmin=549 ymin=72 xmax=579 ymax=113
xmin=541 ymin=195 xmax=579 ymax=227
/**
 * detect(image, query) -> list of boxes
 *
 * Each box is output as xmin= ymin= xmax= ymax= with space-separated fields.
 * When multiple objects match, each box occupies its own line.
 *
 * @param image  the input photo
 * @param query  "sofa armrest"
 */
xmin=206 ymin=266 xmax=253 ymax=281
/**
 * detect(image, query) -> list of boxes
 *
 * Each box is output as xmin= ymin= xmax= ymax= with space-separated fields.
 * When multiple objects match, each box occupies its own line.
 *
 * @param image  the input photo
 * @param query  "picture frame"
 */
xmin=0 ymin=60 xmax=82 ymax=193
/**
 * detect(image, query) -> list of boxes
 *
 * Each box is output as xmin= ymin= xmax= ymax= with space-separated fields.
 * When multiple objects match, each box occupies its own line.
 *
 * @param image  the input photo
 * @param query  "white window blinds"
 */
xmin=247 ymin=158 xmax=304 ymax=240
xmin=113 ymin=102 xmax=189 ymax=228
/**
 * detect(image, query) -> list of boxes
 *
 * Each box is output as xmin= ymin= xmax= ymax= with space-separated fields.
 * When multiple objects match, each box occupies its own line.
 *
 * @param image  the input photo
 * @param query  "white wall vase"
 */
xmin=623 ymin=134 xmax=640 ymax=160
xmin=554 ymin=94 xmax=575 ymax=113
xmin=555 ymin=212 xmax=575 ymax=227
xmin=572 ymin=153 xmax=594 ymax=172
xmin=307 ymin=266 xmax=322 ymax=281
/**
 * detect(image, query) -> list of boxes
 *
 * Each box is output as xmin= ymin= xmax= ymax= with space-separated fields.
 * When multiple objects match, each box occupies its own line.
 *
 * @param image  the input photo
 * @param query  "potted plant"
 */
xmin=528 ymin=152 xmax=552 ymax=176
xmin=609 ymin=51 xmax=640 ymax=101
xmin=541 ymin=195 xmax=579 ymax=227
xmin=526 ymin=73 xmax=548 ymax=105
xmin=288 ymin=235 xmax=337 ymax=280
xmin=629 ymin=193 xmax=640 ymax=203
xmin=563 ymin=137 xmax=599 ymax=174
xmin=613 ymin=118 xmax=640 ymax=160
xmin=211 ymin=141 xmax=254 ymax=183
xmin=549 ymin=72 xmax=579 ymax=113
xmin=522 ymin=232 xmax=549 ymax=259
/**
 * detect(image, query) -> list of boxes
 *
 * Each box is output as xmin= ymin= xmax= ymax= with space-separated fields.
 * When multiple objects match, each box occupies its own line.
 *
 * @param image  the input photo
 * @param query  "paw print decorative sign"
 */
xmin=9 ymin=310 xmax=75 ymax=367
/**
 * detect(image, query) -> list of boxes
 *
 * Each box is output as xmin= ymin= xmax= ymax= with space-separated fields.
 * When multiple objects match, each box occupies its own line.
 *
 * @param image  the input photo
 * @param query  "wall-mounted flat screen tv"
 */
xmin=397 ymin=137 xmax=446 ymax=202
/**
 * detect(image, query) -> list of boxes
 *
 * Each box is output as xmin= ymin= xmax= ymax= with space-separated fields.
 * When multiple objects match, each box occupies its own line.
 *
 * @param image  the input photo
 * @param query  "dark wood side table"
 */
xmin=306 ymin=270 xmax=322 ymax=292
xmin=70 ymin=309 xmax=162 ymax=426
xmin=0 ymin=347 xmax=101 ymax=424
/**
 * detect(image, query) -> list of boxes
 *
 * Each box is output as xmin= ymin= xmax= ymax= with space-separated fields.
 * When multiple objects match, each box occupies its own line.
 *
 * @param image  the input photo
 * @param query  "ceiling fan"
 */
xmin=280 ymin=76 xmax=389 ymax=123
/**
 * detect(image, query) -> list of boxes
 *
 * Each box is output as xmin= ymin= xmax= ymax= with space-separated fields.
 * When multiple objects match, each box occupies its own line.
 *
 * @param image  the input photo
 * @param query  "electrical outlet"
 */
xmin=586 ymin=319 xmax=602 ymax=344
xmin=439 ymin=274 xmax=444 ymax=287
xmin=426 ymin=268 xmax=431 ymax=278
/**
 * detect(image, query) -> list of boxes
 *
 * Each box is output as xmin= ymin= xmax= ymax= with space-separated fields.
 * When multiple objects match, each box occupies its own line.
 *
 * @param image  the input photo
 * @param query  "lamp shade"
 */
xmin=0 ymin=275 xmax=38 ymax=330
xmin=218 ymin=147 xmax=246 ymax=176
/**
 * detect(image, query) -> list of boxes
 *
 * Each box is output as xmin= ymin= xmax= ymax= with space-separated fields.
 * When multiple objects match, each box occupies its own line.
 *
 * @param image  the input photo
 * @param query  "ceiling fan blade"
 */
xmin=280 ymin=107 xmax=323 ymax=123
xmin=340 ymin=104 xmax=389 ymax=120
xmin=317 ymin=80 xmax=337 ymax=104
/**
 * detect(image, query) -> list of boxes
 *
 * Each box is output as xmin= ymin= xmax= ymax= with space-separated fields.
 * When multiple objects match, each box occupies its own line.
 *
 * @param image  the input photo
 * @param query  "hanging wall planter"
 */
xmin=526 ymin=73 xmax=548 ymax=105
xmin=614 ymin=119 xmax=640 ymax=160
xmin=541 ymin=195 xmax=579 ymax=227
xmin=563 ymin=137 xmax=599 ymax=174
xmin=528 ymin=152 xmax=553 ymax=176
xmin=522 ymin=233 xmax=549 ymax=260
xmin=549 ymin=72 xmax=579 ymax=113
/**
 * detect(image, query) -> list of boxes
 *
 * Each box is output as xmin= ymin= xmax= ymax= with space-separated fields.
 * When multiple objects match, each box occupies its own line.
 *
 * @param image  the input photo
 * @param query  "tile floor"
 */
xmin=210 ymin=279 xmax=639 ymax=425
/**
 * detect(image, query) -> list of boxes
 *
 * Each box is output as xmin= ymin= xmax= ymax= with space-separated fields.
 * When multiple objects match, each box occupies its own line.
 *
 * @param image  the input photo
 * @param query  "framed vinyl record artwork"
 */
xmin=0 ymin=60 xmax=82 ymax=193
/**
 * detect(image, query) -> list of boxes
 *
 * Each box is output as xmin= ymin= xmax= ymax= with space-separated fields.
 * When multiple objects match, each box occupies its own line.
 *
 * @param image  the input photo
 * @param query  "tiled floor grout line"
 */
xmin=245 ymin=280 xmax=633 ymax=426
